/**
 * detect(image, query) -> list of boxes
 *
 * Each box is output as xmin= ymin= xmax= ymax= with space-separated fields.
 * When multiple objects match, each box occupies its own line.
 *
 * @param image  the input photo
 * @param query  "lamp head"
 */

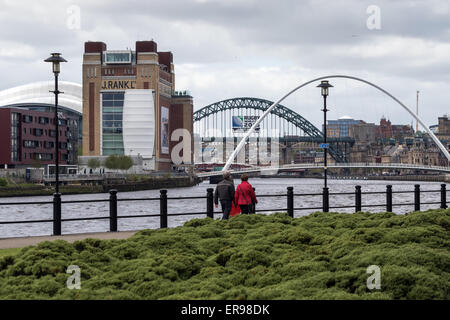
xmin=317 ymin=80 xmax=333 ymax=97
xmin=44 ymin=53 xmax=67 ymax=74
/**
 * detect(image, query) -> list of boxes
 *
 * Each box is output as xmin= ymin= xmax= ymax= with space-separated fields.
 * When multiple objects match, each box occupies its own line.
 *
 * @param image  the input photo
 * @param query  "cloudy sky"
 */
xmin=0 ymin=0 xmax=449 ymax=129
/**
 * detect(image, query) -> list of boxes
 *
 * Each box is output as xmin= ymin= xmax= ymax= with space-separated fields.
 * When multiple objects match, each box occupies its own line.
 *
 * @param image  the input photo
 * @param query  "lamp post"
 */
xmin=317 ymin=80 xmax=333 ymax=189
xmin=45 ymin=53 xmax=67 ymax=194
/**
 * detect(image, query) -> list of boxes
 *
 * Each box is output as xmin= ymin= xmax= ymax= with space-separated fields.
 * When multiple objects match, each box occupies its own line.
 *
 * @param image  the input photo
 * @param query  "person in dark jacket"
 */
xmin=234 ymin=174 xmax=257 ymax=214
xmin=214 ymin=171 xmax=235 ymax=220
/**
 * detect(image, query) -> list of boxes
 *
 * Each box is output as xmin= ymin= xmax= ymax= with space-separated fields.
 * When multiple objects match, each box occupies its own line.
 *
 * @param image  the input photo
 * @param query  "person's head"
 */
xmin=241 ymin=174 xmax=249 ymax=181
xmin=223 ymin=170 xmax=231 ymax=180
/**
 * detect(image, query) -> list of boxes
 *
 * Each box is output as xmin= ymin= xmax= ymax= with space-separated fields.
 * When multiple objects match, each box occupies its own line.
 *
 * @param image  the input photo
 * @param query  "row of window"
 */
xmin=102 ymin=114 xmax=123 ymax=121
xmin=103 ymin=68 xmax=135 ymax=75
xmin=23 ymin=127 xmax=69 ymax=137
xmin=102 ymin=93 xmax=125 ymax=101
xmin=23 ymin=140 xmax=55 ymax=149
xmin=22 ymin=151 xmax=71 ymax=161
xmin=21 ymin=115 xmax=69 ymax=126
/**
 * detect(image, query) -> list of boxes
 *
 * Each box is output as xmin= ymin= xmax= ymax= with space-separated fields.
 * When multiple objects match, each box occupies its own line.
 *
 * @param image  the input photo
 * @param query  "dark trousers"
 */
xmin=220 ymin=200 xmax=233 ymax=220
xmin=240 ymin=205 xmax=250 ymax=214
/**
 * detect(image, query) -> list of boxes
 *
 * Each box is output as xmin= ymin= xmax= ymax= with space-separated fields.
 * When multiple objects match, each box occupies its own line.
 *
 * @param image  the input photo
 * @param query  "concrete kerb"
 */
xmin=0 ymin=231 xmax=137 ymax=249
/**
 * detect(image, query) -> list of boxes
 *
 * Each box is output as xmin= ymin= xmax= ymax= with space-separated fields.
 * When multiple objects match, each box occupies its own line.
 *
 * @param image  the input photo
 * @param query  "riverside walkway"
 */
xmin=0 ymin=231 xmax=137 ymax=249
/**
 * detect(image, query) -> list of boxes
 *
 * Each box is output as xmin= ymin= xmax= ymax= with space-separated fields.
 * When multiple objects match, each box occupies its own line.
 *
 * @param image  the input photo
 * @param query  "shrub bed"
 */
xmin=0 ymin=209 xmax=449 ymax=299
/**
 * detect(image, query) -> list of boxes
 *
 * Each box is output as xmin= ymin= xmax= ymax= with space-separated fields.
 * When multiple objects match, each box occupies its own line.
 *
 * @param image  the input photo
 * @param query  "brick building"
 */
xmin=376 ymin=117 xmax=414 ymax=141
xmin=0 ymin=108 xmax=77 ymax=169
xmin=82 ymin=40 xmax=193 ymax=171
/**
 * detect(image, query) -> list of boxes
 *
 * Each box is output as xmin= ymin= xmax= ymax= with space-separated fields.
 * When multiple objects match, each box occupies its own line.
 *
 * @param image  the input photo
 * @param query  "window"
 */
xmin=10 ymin=113 xmax=20 ymax=162
xmin=102 ymin=92 xmax=124 ymax=155
xmin=39 ymin=117 xmax=49 ymax=124
xmin=104 ymin=51 xmax=132 ymax=64
xmin=23 ymin=115 xmax=33 ymax=123
xmin=24 ymin=140 xmax=38 ymax=148
xmin=44 ymin=141 xmax=54 ymax=149
xmin=35 ymin=153 xmax=53 ymax=161
xmin=33 ymin=128 xmax=44 ymax=136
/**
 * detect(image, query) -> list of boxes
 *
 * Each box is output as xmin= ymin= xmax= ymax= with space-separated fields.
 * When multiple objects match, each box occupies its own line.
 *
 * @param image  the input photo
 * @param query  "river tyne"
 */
xmin=0 ymin=178 xmax=447 ymax=238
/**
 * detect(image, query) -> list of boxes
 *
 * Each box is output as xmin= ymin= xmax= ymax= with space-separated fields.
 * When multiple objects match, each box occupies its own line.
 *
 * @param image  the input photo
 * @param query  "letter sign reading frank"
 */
xmin=101 ymin=80 xmax=136 ymax=90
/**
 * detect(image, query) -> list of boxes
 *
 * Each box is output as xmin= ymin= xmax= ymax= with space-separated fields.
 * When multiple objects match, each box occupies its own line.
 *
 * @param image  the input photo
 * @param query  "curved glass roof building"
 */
xmin=0 ymin=81 xmax=82 ymax=168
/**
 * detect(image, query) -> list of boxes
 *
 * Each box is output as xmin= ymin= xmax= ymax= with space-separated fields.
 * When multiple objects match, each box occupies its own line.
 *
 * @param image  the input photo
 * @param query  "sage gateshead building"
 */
xmin=82 ymin=40 xmax=194 ymax=171
xmin=0 ymin=81 xmax=82 ymax=170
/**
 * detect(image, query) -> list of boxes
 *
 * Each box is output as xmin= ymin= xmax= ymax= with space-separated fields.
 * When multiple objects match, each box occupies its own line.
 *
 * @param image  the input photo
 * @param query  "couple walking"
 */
xmin=214 ymin=171 xmax=258 ymax=220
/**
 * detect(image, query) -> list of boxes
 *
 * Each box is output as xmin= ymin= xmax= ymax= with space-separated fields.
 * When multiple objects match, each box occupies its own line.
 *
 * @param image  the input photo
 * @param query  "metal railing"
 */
xmin=198 ymin=163 xmax=450 ymax=177
xmin=0 ymin=184 xmax=447 ymax=237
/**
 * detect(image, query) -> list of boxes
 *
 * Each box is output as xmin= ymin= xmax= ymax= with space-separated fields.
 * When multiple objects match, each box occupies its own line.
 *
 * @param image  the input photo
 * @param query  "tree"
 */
xmin=105 ymin=155 xmax=120 ymax=171
xmin=87 ymin=158 xmax=101 ymax=173
xmin=118 ymin=155 xmax=133 ymax=172
xmin=104 ymin=155 xmax=133 ymax=174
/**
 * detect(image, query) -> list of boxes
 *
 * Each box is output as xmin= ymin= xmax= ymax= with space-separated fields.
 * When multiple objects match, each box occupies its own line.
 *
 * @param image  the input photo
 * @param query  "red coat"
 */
xmin=234 ymin=181 xmax=258 ymax=206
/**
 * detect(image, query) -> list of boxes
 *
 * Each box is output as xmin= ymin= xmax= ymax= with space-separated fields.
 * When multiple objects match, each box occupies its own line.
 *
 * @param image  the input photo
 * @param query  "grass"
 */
xmin=0 ymin=209 xmax=448 ymax=300
xmin=0 ymin=248 xmax=21 ymax=259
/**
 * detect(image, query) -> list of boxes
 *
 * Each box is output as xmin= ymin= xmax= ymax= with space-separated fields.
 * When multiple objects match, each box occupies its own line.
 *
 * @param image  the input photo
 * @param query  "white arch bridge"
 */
xmin=197 ymin=163 xmax=450 ymax=178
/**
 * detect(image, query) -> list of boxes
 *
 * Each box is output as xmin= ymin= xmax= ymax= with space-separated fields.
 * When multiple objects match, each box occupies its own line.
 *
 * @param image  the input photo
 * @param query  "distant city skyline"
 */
xmin=0 ymin=0 xmax=449 ymax=129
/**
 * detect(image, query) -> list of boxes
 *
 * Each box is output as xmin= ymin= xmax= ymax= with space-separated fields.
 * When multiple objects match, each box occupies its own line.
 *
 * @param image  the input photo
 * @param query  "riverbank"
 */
xmin=260 ymin=173 xmax=449 ymax=183
xmin=0 ymin=209 xmax=448 ymax=299
xmin=0 ymin=176 xmax=198 ymax=197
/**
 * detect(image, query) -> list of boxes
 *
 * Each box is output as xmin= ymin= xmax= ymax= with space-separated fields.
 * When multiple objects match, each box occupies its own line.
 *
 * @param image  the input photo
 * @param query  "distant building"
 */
xmin=376 ymin=117 xmax=414 ymax=142
xmin=326 ymin=116 xmax=363 ymax=138
xmin=349 ymin=123 xmax=377 ymax=144
xmin=436 ymin=114 xmax=450 ymax=152
xmin=438 ymin=114 xmax=450 ymax=135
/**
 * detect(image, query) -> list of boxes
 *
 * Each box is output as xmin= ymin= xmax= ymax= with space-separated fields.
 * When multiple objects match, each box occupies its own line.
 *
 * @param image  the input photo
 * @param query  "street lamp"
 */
xmin=45 ymin=53 xmax=67 ymax=194
xmin=317 ymin=80 xmax=333 ymax=190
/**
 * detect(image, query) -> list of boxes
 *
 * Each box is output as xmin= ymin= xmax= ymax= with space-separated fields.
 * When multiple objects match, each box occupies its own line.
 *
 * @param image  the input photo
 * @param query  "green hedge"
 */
xmin=0 ymin=209 xmax=449 ymax=299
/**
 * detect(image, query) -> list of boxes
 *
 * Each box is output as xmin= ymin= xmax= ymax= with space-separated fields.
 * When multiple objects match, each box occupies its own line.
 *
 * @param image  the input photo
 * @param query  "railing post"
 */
xmin=441 ymin=184 xmax=447 ymax=209
xmin=160 ymin=189 xmax=168 ymax=228
xmin=386 ymin=185 xmax=393 ymax=212
xmin=322 ymin=187 xmax=329 ymax=213
xmin=109 ymin=189 xmax=118 ymax=232
xmin=414 ymin=184 xmax=421 ymax=212
xmin=355 ymin=186 xmax=362 ymax=212
xmin=206 ymin=188 xmax=214 ymax=218
xmin=252 ymin=187 xmax=256 ymax=213
xmin=53 ymin=193 xmax=61 ymax=236
xmin=287 ymin=187 xmax=294 ymax=218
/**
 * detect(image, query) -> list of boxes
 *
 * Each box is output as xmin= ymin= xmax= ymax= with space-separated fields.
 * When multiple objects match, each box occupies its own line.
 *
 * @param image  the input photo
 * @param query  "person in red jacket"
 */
xmin=234 ymin=174 xmax=257 ymax=214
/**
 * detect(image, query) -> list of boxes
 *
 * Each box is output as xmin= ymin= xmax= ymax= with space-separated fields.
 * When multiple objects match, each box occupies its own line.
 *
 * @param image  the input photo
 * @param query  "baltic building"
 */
xmin=82 ymin=40 xmax=194 ymax=171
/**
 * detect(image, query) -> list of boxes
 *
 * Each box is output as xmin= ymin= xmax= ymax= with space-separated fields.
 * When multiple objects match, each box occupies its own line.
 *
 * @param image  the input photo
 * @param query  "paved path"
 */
xmin=0 ymin=231 xmax=137 ymax=249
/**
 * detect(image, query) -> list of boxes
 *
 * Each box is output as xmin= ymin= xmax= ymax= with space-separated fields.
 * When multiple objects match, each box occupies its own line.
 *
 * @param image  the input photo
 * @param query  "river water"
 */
xmin=0 ymin=178 xmax=447 ymax=238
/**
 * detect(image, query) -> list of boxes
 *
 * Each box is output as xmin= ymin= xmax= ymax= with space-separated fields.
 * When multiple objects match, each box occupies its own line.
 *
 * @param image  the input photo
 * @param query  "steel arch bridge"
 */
xmin=194 ymin=97 xmax=322 ymax=137
xmin=193 ymin=97 xmax=347 ymax=162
